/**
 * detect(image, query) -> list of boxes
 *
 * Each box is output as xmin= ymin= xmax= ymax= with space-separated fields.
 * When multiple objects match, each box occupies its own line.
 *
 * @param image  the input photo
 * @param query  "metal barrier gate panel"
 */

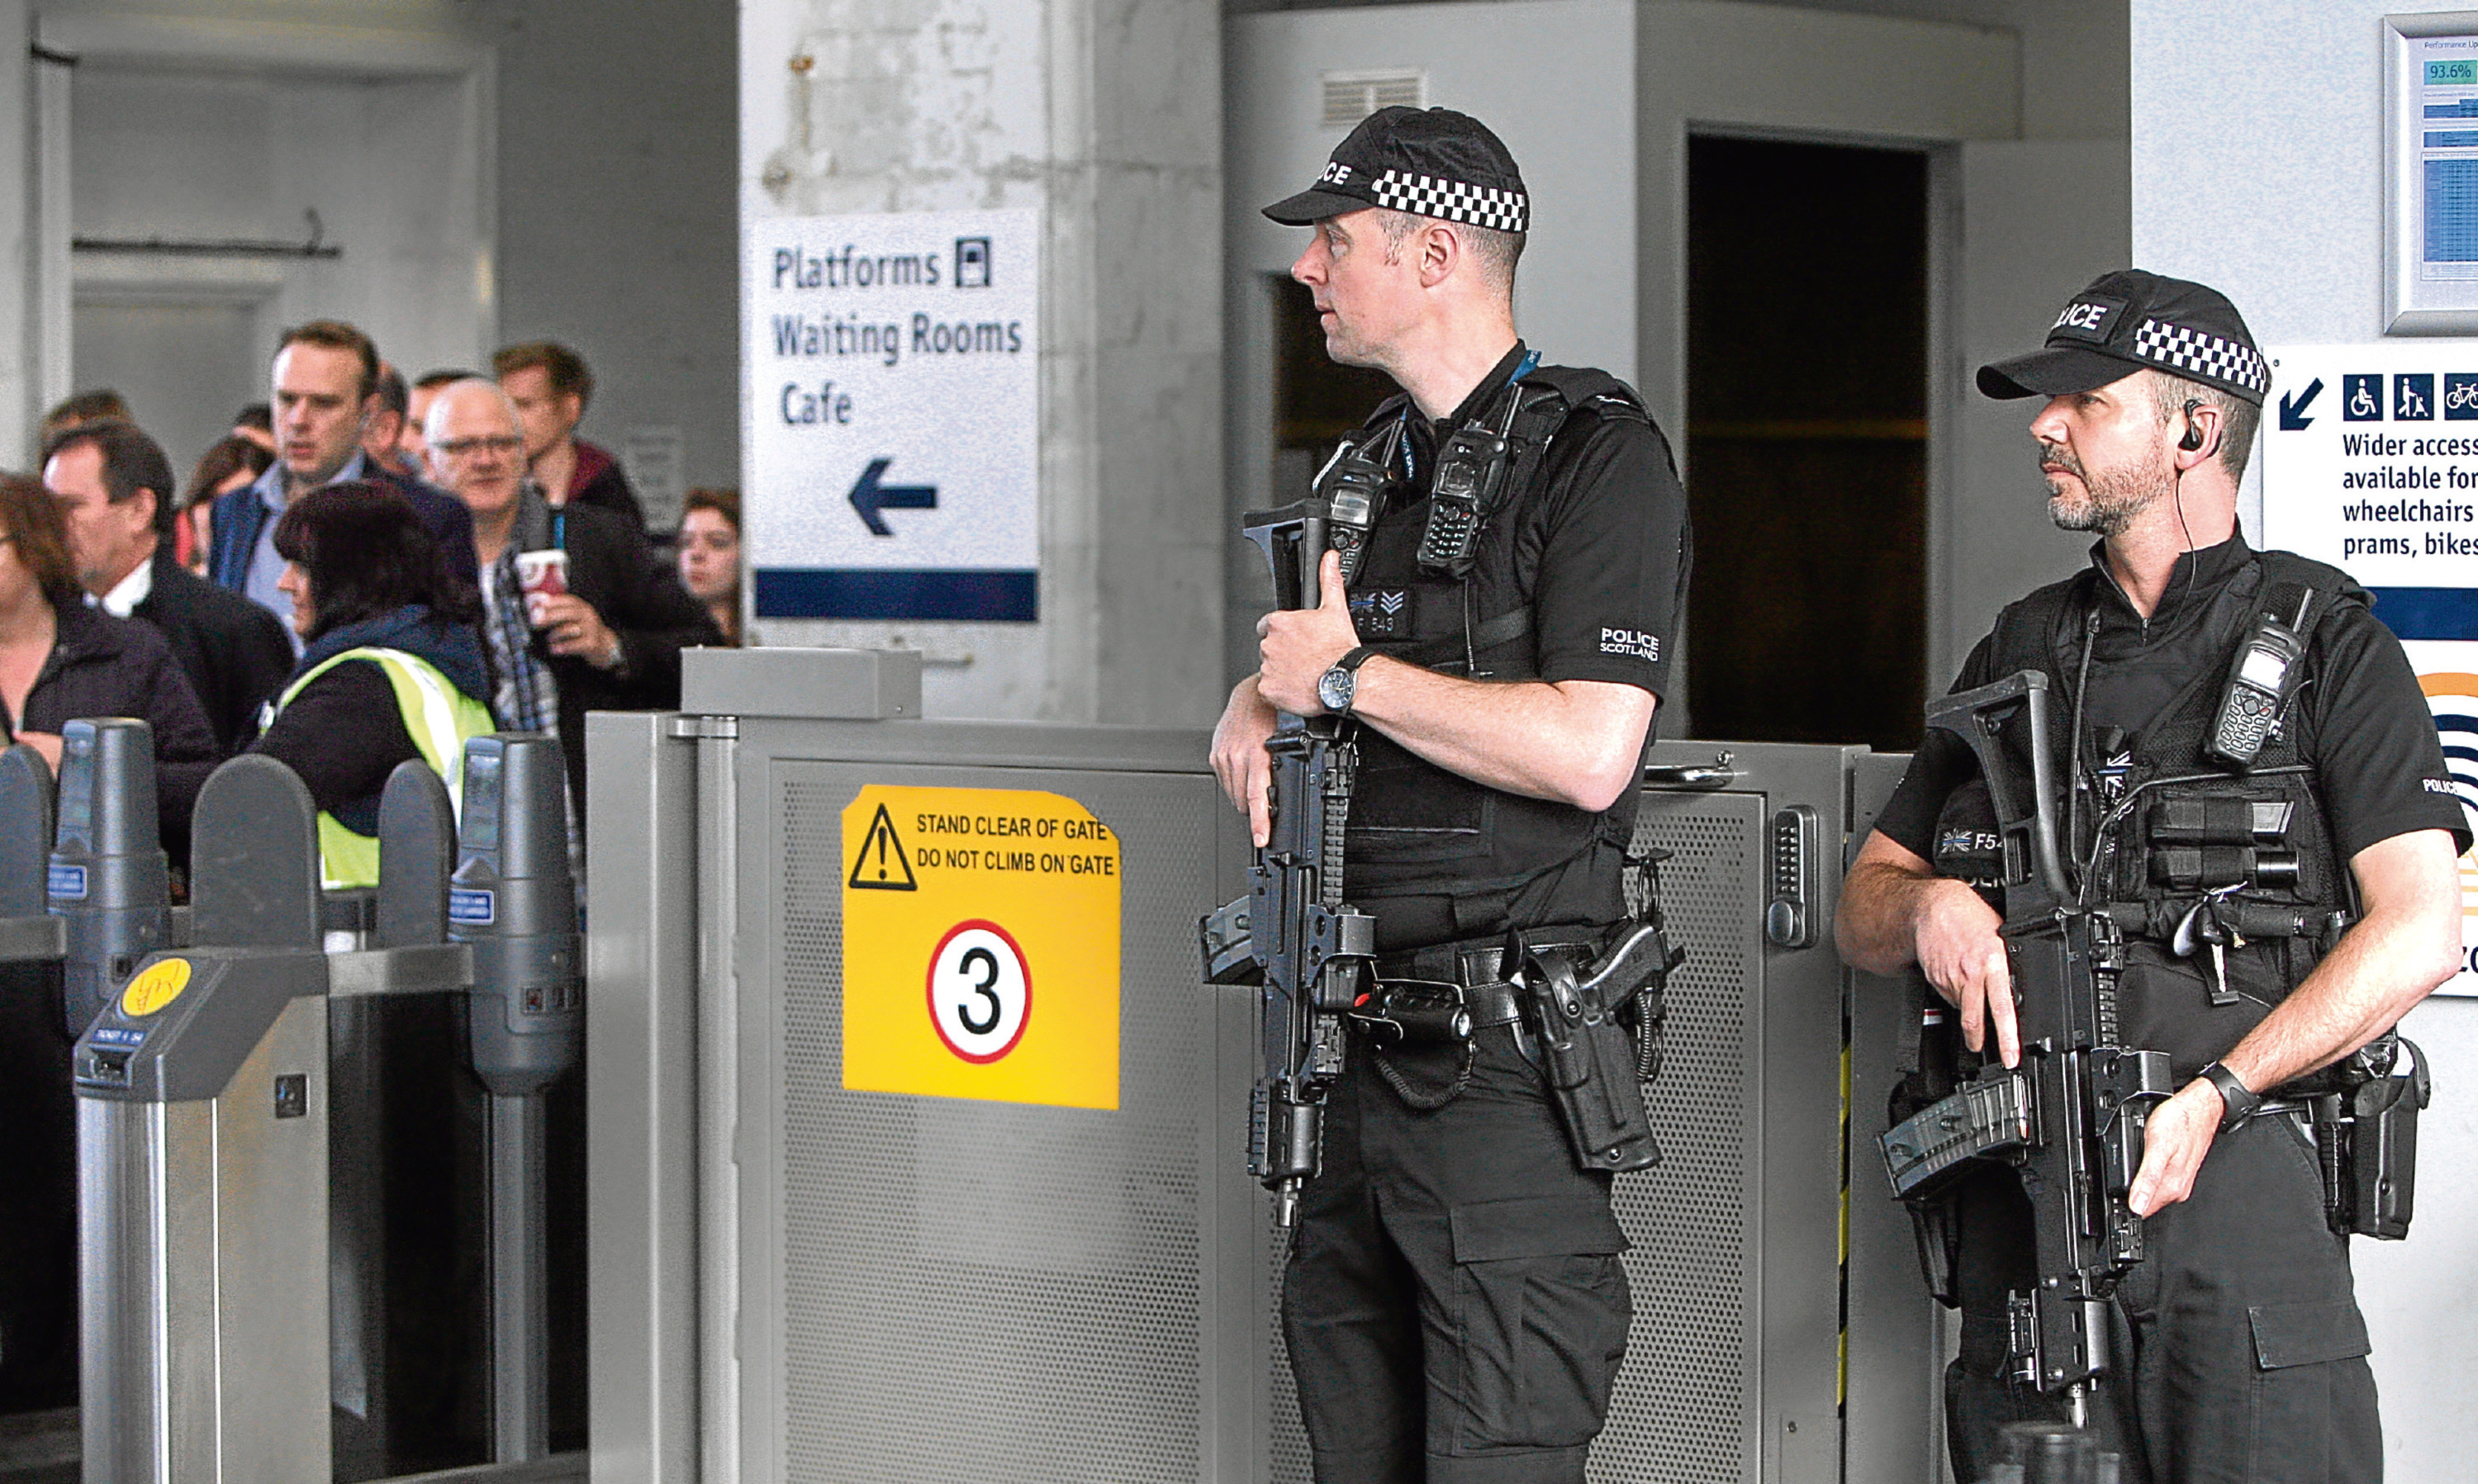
xmin=587 ymin=659 xmax=1941 ymax=1484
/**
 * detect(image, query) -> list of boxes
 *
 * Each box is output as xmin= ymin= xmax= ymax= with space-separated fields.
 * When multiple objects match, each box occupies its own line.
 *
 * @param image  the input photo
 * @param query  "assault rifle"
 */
xmin=1877 ymin=671 xmax=2176 ymax=1421
xmin=1199 ymin=495 xmax=1381 ymax=1228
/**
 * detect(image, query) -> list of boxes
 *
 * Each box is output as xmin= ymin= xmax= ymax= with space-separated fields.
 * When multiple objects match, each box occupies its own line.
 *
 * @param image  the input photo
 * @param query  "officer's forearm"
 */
xmin=1836 ymin=845 xmax=1938 ymax=976
xmin=1344 ymin=656 xmax=1653 ymax=812
xmin=2217 ymin=828 xmax=2461 ymax=1092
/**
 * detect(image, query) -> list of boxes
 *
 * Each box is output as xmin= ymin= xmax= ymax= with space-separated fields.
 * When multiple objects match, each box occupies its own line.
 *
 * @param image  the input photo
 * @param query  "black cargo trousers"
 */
xmin=1283 ymin=1023 xmax=1634 ymax=1484
xmin=1944 ymin=1112 xmax=2381 ymax=1484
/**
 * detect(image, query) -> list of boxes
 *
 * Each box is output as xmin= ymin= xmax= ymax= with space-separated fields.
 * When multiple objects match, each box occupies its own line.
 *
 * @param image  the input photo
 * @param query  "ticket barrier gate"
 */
xmin=69 ymin=733 xmax=582 ymax=1483
xmin=585 ymin=649 xmax=1947 ymax=1484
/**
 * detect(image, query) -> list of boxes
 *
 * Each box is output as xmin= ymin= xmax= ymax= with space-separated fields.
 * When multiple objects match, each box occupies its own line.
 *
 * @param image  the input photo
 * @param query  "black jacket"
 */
xmin=129 ymin=552 xmax=296 ymax=756
xmin=566 ymin=439 xmax=647 ymax=533
xmin=13 ymin=599 xmax=218 ymax=859
xmin=509 ymin=493 xmax=720 ymax=814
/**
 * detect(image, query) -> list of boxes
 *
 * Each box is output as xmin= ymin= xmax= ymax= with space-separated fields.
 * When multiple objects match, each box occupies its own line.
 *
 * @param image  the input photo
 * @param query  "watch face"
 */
xmin=1317 ymin=666 xmax=1354 ymax=714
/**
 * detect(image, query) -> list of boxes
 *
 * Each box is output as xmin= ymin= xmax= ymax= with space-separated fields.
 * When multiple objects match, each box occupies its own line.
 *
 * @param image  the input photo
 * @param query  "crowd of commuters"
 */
xmin=0 ymin=323 xmax=746 ymax=1415
xmin=2 ymin=317 xmax=746 ymax=894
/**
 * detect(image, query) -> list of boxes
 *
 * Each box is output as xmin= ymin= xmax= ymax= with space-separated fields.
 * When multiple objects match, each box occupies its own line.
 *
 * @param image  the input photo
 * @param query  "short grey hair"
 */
xmin=424 ymin=376 xmax=523 ymax=444
xmin=2148 ymin=370 xmax=2260 ymax=484
xmin=1372 ymin=208 xmax=1526 ymax=293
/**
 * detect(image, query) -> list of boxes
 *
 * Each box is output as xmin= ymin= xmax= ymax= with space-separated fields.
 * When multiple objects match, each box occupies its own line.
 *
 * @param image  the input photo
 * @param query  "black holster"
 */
xmin=2312 ymin=1034 xmax=2430 ymax=1240
xmin=1508 ymin=920 xmax=1675 ymax=1174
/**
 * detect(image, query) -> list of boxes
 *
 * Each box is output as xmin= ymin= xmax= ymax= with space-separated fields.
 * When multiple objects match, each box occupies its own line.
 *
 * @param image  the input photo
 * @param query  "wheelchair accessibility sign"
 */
xmin=2266 ymin=344 xmax=2478 ymax=994
xmin=839 ymin=784 xmax=1122 ymax=1105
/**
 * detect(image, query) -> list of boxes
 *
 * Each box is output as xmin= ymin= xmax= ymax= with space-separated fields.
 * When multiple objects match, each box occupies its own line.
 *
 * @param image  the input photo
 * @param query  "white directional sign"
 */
xmin=2262 ymin=344 xmax=2478 ymax=993
xmin=743 ymin=208 xmax=1039 ymax=621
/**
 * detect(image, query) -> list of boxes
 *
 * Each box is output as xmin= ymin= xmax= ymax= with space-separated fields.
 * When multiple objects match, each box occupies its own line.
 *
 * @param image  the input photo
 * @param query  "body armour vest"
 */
xmin=1969 ymin=549 xmax=2358 ymax=1078
xmin=1335 ymin=365 xmax=1668 ymax=941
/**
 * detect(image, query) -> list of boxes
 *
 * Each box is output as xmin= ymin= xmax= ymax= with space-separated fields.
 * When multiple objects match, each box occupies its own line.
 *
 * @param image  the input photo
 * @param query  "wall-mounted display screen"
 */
xmin=2388 ymin=14 xmax=2478 ymax=331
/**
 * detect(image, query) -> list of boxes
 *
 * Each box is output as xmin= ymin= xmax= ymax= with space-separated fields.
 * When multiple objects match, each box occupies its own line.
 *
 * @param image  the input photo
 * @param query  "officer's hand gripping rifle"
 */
xmin=1875 ymin=671 xmax=2175 ymax=1422
xmin=1199 ymin=436 xmax=1393 ymax=1227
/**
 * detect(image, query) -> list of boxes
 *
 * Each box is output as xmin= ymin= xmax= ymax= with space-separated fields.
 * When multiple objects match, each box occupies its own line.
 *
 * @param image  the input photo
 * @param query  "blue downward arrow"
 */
xmin=848 ymin=457 xmax=938 ymax=536
xmin=2278 ymin=377 xmax=2324 ymax=432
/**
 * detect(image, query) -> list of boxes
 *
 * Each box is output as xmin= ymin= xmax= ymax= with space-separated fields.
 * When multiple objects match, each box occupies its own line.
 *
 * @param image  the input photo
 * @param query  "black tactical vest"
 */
xmin=1974 ymin=550 xmax=2359 ymax=1075
xmin=1336 ymin=366 xmax=1669 ymax=942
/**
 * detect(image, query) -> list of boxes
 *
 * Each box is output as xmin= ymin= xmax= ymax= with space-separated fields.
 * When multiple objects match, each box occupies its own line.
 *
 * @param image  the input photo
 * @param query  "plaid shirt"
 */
xmin=482 ymin=545 xmax=558 ymax=735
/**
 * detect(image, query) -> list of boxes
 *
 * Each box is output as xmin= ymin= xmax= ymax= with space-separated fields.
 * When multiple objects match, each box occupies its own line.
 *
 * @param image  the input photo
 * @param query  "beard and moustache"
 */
xmin=2039 ymin=439 xmax=2173 ymax=538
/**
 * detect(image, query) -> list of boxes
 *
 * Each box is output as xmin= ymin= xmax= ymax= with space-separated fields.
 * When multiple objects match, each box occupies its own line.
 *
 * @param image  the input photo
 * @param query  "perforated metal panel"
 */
xmin=757 ymin=759 xmax=1220 ymax=1483
xmin=1599 ymin=794 xmax=1766 ymax=1484
xmin=1256 ymin=755 xmax=1845 ymax=1484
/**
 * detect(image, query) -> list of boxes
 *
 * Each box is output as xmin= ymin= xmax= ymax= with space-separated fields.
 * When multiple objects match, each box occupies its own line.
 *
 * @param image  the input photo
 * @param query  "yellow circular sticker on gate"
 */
xmin=120 ymin=959 xmax=192 ymax=1018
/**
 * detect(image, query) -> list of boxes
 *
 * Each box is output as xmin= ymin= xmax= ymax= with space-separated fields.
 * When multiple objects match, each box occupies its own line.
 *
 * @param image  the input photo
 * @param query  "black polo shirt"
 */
xmin=1876 ymin=536 xmax=2470 ymax=867
xmin=1389 ymin=342 xmax=1691 ymax=706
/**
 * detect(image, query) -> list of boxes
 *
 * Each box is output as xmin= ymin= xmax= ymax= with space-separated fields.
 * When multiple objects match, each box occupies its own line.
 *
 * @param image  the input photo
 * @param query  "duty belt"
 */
xmin=1370 ymin=934 xmax=1602 ymax=1031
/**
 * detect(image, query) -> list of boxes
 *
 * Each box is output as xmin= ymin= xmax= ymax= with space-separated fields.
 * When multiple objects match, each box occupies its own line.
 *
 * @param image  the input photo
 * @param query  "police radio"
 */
xmin=1315 ymin=420 xmax=1403 ymax=585
xmin=1417 ymin=386 xmax=1532 ymax=578
xmin=2206 ymin=590 xmax=2314 ymax=770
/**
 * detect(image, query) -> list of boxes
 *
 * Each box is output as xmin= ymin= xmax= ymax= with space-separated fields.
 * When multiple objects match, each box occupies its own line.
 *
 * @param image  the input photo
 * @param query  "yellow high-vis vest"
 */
xmin=272 ymin=647 xmax=496 ymax=889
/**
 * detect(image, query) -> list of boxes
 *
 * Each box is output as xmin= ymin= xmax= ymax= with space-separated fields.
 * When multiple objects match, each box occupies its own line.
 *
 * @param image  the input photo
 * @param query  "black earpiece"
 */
xmin=2178 ymin=399 xmax=2205 ymax=453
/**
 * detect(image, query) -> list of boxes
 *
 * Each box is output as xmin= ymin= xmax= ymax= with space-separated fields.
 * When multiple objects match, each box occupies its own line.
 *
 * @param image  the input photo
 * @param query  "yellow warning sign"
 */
xmin=120 ymin=958 xmax=192 ymax=1018
xmin=841 ymin=785 xmax=1120 ymax=1108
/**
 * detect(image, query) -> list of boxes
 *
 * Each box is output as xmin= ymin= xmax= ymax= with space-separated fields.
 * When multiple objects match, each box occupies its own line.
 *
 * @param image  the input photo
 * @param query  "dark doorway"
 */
xmin=1271 ymin=273 xmax=1398 ymax=488
xmin=1686 ymin=135 xmax=1930 ymax=751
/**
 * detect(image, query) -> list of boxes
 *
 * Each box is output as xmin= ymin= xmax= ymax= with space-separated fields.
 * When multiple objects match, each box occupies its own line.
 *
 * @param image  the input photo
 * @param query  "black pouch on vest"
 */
xmin=1509 ymin=930 xmax=1663 ymax=1173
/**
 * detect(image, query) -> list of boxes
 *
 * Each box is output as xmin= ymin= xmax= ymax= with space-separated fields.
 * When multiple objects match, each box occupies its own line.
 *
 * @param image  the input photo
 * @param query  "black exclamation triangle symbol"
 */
xmin=848 ymin=802 xmax=918 ymax=890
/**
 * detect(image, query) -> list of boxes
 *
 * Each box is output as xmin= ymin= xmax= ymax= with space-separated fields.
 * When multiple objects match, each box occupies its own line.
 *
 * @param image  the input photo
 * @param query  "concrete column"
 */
xmin=0 ymin=0 xmax=39 ymax=462
xmin=744 ymin=0 xmax=1224 ymax=726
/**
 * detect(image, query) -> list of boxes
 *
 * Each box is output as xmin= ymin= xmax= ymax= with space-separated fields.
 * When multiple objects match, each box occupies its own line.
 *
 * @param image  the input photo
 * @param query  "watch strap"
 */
xmin=2199 ymin=1061 xmax=2261 ymax=1132
xmin=1335 ymin=645 xmax=1378 ymax=674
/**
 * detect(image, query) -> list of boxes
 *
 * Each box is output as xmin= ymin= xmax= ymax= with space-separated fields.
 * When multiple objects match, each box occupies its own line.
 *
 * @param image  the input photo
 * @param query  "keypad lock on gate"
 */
xmin=1764 ymin=805 xmax=1819 ymax=949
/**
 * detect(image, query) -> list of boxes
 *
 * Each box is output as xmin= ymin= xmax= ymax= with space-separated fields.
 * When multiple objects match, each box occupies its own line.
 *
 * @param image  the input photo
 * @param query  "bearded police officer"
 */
xmin=1212 ymin=107 xmax=1689 ymax=1483
xmin=1837 ymin=271 xmax=2466 ymax=1483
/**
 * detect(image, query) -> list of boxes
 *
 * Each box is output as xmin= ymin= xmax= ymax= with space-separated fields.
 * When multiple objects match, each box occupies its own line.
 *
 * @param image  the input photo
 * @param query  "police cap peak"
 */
xmin=1263 ymin=106 xmax=1530 ymax=235
xmin=1978 ymin=269 xmax=2270 ymax=407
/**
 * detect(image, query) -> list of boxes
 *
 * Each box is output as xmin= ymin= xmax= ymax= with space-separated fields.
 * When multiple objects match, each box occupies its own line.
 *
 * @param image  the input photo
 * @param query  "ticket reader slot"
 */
xmin=50 ymin=718 xmax=170 ymax=1036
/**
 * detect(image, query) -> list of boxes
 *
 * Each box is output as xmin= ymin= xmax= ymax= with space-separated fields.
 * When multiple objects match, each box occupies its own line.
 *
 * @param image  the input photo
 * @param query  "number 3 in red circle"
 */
xmin=926 ymin=920 xmax=1032 ymax=1063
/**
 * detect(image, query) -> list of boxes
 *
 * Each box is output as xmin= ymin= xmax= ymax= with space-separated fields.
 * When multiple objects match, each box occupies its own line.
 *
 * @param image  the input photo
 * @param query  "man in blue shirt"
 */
xmin=208 ymin=319 xmax=477 ymax=644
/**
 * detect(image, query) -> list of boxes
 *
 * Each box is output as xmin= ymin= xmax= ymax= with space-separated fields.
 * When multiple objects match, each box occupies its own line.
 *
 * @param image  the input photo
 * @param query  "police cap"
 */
xmin=1978 ymin=269 xmax=2270 ymax=407
xmin=1263 ymin=106 xmax=1530 ymax=234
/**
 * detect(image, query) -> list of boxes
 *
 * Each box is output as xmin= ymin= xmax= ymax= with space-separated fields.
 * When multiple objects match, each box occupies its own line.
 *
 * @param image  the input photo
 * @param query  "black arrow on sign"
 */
xmin=848 ymin=458 xmax=938 ymax=536
xmin=2278 ymin=377 xmax=2324 ymax=432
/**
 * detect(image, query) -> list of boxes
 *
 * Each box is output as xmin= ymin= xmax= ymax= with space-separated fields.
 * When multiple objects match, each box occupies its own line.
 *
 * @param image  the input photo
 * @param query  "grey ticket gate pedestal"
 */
xmin=587 ymin=651 xmax=1942 ymax=1484
xmin=73 ymin=739 xmax=584 ymax=1484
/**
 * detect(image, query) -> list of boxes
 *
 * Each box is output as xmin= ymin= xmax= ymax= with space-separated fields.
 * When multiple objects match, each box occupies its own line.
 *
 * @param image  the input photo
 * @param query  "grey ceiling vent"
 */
xmin=1321 ymin=69 xmax=1426 ymax=127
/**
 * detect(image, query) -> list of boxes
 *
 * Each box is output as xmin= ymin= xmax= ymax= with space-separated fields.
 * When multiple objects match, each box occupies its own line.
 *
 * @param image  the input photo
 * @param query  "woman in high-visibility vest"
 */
xmin=249 ymin=481 xmax=496 ymax=888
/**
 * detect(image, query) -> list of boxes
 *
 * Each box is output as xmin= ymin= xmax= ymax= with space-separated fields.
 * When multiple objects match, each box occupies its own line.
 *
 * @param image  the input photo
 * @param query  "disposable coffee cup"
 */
xmin=515 ymin=548 xmax=569 ymax=628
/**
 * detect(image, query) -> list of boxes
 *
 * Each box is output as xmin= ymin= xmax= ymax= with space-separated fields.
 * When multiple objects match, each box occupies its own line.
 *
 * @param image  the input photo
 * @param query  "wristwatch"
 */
xmin=1316 ymin=647 xmax=1378 ymax=716
xmin=2198 ymin=1060 xmax=2262 ymax=1132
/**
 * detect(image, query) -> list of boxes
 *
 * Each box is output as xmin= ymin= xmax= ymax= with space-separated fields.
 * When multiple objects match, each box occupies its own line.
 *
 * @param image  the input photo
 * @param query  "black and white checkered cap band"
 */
xmin=2129 ymin=317 xmax=2270 ymax=397
xmin=1367 ymin=169 xmax=1529 ymax=232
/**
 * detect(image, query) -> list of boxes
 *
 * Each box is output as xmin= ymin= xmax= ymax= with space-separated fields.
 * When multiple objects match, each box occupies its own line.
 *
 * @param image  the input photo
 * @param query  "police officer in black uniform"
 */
xmin=1212 ymin=107 xmax=1690 ymax=1483
xmin=1838 ymin=271 xmax=2466 ymax=1484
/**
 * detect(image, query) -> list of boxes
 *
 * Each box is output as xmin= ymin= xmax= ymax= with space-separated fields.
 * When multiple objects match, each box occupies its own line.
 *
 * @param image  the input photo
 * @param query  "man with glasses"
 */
xmin=207 ymin=320 xmax=478 ymax=643
xmin=425 ymin=377 xmax=718 ymax=828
